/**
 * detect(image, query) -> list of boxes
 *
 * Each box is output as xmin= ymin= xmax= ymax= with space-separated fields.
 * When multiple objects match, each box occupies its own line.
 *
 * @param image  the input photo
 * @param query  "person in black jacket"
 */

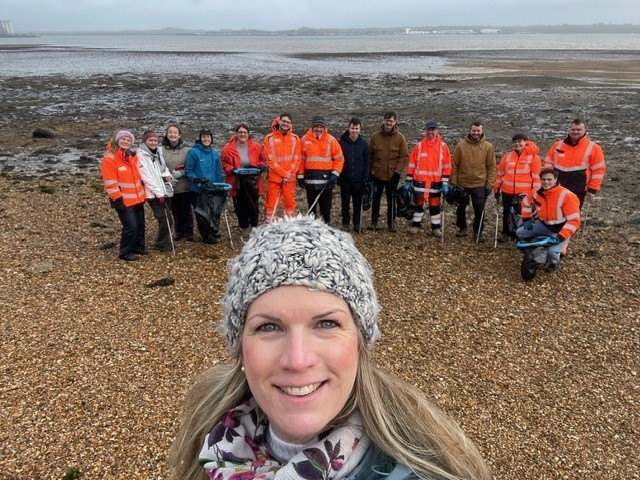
xmin=338 ymin=117 xmax=370 ymax=233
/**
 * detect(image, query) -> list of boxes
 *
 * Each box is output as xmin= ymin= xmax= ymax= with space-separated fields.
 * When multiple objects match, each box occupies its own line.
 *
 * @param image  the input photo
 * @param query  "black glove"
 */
xmin=556 ymin=234 xmax=566 ymax=243
xmin=484 ymin=187 xmax=492 ymax=198
xmin=195 ymin=177 xmax=207 ymax=185
xmin=111 ymin=197 xmax=126 ymax=212
xmin=494 ymin=191 xmax=501 ymax=203
xmin=325 ymin=174 xmax=338 ymax=188
xmin=258 ymin=165 xmax=266 ymax=172
xmin=391 ymin=172 xmax=400 ymax=187
xmin=297 ymin=178 xmax=305 ymax=188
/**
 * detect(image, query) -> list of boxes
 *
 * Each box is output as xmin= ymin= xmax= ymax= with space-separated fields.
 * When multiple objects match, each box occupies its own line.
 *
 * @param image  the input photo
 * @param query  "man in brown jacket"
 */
xmin=368 ymin=111 xmax=409 ymax=232
xmin=450 ymin=121 xmax=496 ymax=242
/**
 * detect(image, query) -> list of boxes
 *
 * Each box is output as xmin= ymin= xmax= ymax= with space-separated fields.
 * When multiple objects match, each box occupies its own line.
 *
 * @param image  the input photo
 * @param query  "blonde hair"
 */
xmin=169 ymin=348 xmax=491 ymax=480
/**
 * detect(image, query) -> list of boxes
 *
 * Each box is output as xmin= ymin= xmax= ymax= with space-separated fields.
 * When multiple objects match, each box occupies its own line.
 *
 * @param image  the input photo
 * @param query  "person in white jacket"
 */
xmin=137 ymin=130 xmax=175 ymax=252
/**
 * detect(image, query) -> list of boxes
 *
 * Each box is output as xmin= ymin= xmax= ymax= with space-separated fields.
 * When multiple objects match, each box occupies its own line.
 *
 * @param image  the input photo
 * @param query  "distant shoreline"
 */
xmin=10 ymin=23 xmax=640 ymax=36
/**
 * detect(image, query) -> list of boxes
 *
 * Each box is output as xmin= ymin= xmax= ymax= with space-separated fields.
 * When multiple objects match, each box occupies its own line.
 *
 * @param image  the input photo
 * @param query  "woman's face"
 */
xmin=241 ymin=285 xmax=360 ymax=444
xmin=117 ymin=136 xmax=132 ymax=150
xmin=166 ymin=126 xmax=180 ymax=144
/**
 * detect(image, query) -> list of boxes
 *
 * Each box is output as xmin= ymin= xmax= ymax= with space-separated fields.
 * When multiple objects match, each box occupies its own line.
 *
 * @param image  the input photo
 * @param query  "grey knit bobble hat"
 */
xmin=220 ymin=215 xmax=380 ymax=358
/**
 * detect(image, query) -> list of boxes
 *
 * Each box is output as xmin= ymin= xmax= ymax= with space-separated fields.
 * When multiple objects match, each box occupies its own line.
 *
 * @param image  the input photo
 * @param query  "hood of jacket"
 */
xmin=523 ymin=140 xmax=540 ymax=156
xmin=161 ymin=136 xmax=184 ymax=150
xmin=378 ymin=124 xmax=398 ymax=136
xmin=192 ymin=139 xmax=212 ymax=153
xmin=340 ymin=131 xmax=362 ymax=144
xmin=270 ymin=117 xmax=294 ymax=136
xmin=464 ymin=133 xmax=485 ymax=145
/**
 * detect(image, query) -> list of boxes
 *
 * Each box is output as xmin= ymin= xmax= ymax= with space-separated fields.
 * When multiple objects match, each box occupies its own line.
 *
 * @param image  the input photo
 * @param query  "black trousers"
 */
xmin=371 ymin=177 xmax=399 ymax=227
xmin=306 ymin=188 xmax=334 ymax=223
xmin=170 ymin=191 xmax=194 ymax=237
xmin=233 ymin=182 xmax=259 ymax=229
xmin=500 ymin=192 xmax=516 ymax=236
xmin=456 ymin=186 xmax=487 ymax=234
xmin=340 ymin=182 xmax=363 ymax=228
xmin=116 ymin=202 xmax=145 ymax=257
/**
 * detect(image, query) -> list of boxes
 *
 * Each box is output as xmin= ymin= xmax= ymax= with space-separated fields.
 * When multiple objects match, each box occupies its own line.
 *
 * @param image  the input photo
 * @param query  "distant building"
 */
xmin=0 ymin=20 xmax=14 ymax=35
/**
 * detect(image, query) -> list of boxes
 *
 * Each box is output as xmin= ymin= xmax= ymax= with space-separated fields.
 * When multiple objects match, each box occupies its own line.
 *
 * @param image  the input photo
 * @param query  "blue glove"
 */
xmin=523 ymin=220 xmax=534 ymax=231
xmin=442 ymin=183 xmax=450 ymax=196
xmin=297 ymin=178 xmax=305 ymax=188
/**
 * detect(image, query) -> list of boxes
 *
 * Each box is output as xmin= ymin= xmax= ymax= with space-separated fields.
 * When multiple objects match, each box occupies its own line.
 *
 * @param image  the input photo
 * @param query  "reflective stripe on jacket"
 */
xmin=263 ymin=122 xmax=301 ymax=182
xmin=407 ymin=134 xmax=451 ymax=196
xmin=495 ymin=141 xmax=541 ymax=195
xmin=544 ymin=136 xmax=605 ymax=193
xmin=521 ymin=184 xmax=581 ymax=239
xmin=100 ymin=148 xmax=146 ymax=207
xmin=298 ymin=128 xmax=344 ymax=189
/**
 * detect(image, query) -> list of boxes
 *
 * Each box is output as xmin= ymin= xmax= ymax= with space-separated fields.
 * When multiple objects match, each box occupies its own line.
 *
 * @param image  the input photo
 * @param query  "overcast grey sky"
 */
xmin=2 ymin=0 xmax=639 ymax=32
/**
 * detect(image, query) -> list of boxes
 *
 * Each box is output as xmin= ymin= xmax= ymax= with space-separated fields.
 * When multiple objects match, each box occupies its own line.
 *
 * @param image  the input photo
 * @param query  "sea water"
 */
xmin=1 ymin=33 xmax=639 ymax=77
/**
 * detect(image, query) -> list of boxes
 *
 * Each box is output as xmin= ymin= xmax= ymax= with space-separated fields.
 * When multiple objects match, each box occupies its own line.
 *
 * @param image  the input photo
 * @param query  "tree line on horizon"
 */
xmin=35 ymin=23 xmax=640 ymax=36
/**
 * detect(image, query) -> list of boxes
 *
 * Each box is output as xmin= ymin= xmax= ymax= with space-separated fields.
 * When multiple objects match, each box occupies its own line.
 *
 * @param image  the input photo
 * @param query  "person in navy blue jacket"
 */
xmin=338 ymin=117 xmax=370 ymax=233
xmin=185 ymin=128 xmax=225 ymax=243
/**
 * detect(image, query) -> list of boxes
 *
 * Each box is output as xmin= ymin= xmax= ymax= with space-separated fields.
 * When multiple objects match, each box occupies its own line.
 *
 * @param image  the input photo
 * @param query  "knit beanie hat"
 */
xmin=142 ymin=130 xmax=158 ymax=143
xmin=114 ymin=130 xmax=135 ymax=144
xmin=220 ymin=216 xmax=380 ymax=358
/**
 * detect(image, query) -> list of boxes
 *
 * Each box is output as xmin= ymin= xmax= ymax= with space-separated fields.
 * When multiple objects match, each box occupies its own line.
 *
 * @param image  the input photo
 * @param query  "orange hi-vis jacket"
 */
xmin=521 ymin=184 xmax=581 ymax=240
xmin=263 ymin=119 xmax=302 ymax=184
xmin=297 ymin=128 xmax=344 ymax=189
xmin=407 ymin=134 xmax=451 ymax=198
xmin=544 ymin=135 xmax=605 ymax=194
xmin=494 ymin=140 xmax=541 ymax=195
xmin=100 ymin=148 xmax=146 ymax=207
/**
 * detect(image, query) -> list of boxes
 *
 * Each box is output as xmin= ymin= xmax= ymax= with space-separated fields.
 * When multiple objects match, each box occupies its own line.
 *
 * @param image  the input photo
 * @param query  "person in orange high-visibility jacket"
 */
xmin=297 ymin=116 xmax=344 ymax=223
xmin=262 ymin=112 xmax=302 ymax=222
xmin=100 ymin=130 xmax=147 ymax=261
xmin=406 ymin=120 xmax=451 ymax=238
xmin=516 ymin=168 xmax=581 ymax=273
xmin=543 ymin=118 xmax=605 ymax=208
xmin=494 ymin=133 xmax=541 ymax=241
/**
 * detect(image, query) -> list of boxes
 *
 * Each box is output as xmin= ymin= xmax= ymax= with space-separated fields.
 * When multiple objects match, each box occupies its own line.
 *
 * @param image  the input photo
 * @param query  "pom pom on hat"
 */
xmin=115 ymin=130 xmax=135 ymax=144
xmin=220 ymin=215 xmax=381 ymax=358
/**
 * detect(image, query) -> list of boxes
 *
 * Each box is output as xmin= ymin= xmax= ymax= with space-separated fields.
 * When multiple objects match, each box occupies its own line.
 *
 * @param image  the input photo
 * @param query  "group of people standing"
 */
xmin=101 ymin=115 xmax=605 ymax=273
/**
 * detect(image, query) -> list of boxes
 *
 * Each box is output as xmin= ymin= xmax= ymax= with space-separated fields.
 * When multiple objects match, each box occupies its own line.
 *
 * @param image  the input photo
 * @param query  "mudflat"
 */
xmin=0 ymin=51 xmax=638 ymax=479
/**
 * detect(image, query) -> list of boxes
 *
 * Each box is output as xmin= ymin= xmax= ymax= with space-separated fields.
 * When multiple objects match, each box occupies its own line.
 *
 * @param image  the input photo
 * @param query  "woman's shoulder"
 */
xmin=345 ymin=443 xmax=417 ymax=480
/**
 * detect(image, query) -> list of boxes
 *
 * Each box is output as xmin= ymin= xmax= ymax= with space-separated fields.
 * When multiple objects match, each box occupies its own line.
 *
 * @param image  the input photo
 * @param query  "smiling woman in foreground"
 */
xmin=169 ymin=216 xmax=492 ymax=480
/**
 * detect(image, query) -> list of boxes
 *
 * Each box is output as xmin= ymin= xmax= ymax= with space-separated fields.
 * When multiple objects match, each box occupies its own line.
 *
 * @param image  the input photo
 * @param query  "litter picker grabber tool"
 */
xmin=476 ymin=207 xmax=486 ymax=245
xmin=493 ymin=204 xmax=500 ymax=249
xmin=164 ymin=203 xmax=175 ymax=257
xmin=359 ymin=195 xmax=364 ymax=234
xmin=440 ymin=200 xmax=445 ymax=244
xmin=581 ymin=198 xmax=591 ymax=235
xmin=307 ymin=185 xmax=327 ymax=217
xmin=223 ymin=207 xmax=234 ymax=248
xmin=269 ymin=184 xmax=282 ymax=223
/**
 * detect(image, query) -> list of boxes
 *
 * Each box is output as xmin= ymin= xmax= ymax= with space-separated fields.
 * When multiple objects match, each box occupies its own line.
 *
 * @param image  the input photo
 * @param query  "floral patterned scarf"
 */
xmin=199 ymin=398 xmax=371 ymax=480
